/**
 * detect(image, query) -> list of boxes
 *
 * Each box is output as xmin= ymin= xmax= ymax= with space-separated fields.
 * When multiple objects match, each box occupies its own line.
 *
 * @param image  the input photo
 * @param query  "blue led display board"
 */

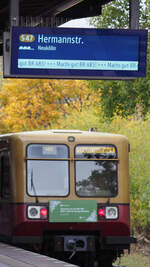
xmin=10 ymin=26 xmax=148 ymax=79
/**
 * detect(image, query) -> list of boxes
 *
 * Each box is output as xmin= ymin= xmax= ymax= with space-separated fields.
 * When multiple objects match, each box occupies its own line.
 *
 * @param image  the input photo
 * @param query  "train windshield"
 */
xmin=75 ymin=145 xmax=118 ymax=197
xmin=26 ymin=144 xmax=69 ymax=196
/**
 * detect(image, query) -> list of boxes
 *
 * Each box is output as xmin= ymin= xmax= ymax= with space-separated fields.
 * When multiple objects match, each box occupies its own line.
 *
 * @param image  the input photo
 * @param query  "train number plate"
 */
xmin=49 ymin=200 xmax=97 ymax=222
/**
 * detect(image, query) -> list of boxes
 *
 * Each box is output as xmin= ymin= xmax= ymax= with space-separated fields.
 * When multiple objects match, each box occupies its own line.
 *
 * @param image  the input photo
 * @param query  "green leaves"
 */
xmin=90 ymin=0 xmax=149 ymax=29
xmin=90 ymin=0 xmax=129 ymax=29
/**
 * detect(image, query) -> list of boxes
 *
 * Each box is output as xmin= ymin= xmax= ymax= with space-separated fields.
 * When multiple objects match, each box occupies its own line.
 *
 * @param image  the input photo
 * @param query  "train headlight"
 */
xmin=105 ymin=207 xmax=118 ymax=219
xmin=29 ymin=207 xmax=38 ymax=217
xmin=27 ymin=206 xmax=48 ymax=219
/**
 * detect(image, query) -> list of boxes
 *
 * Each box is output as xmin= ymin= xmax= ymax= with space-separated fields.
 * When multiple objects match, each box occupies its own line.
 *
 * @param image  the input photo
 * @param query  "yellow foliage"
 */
xmin=0 ymin=79 xmax=100 ymax=133
xmin=57 ymin=106 xmax=102 ymax=131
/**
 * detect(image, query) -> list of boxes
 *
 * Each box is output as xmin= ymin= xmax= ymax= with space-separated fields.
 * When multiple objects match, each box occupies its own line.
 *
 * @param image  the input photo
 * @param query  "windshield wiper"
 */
xmin=31 ymin=168 xmax=39 ymax=203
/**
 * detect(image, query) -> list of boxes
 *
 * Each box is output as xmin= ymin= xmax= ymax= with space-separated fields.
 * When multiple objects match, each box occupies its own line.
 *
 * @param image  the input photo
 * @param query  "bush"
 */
xmin=101 ymin=116 xmax=150 ymax=235
xmin=59 ymin=113 xmax=150 ymax=236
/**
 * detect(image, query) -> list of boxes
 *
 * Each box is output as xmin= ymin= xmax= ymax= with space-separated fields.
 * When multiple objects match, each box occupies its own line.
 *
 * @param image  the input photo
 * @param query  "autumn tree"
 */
xmin=0 ymin=78 xmax=100 ymax=133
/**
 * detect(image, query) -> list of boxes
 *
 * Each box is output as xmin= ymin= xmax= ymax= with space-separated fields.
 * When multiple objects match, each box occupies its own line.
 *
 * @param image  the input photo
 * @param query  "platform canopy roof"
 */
xmin=0 ymin=0 xmax=114 ymax=45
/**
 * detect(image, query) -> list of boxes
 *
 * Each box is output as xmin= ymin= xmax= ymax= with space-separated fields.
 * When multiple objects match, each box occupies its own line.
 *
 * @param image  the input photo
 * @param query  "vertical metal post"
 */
xmin=10 ymin=0 xmax=19 ymax=26
xmin=129 ymin=0 xmax=140 ymax=29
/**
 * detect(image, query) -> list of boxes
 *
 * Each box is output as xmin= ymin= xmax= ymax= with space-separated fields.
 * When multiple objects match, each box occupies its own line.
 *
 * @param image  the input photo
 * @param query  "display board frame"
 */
xmin=4 ymin=26 xmax=148 ymax=79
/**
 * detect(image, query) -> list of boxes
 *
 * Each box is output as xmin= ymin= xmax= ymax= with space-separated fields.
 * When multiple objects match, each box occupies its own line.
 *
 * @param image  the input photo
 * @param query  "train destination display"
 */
xmin=10 ymin=27 xmax=148 ymax=79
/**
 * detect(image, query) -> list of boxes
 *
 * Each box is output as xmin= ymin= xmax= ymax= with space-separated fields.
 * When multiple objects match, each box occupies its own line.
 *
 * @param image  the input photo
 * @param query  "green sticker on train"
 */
xmin=49 ymin=200 xmax=97 ymax=223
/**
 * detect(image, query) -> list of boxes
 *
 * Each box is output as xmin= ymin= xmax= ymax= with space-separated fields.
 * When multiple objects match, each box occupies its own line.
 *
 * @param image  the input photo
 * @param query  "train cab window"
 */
xmin=0 ymin=153 xmax=11 ymax=199
xmin=75 ymin=145 xmax=118 ymax=197
xmin=26 ymin=144 xmax=69 ymax=196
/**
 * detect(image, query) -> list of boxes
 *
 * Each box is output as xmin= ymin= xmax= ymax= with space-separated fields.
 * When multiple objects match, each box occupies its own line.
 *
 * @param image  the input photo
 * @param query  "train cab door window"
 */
xmin=75 ymin=145 xmax=118 ymax=197
xmin=0 ymin=153 xmax=11 ymax=199
xmin=26 ymin=144 xmax=69 ymax=196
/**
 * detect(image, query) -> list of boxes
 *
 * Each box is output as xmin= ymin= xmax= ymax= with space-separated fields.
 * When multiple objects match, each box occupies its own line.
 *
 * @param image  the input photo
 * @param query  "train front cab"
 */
xmin=0 ymin=131 xmax=136 ymax=267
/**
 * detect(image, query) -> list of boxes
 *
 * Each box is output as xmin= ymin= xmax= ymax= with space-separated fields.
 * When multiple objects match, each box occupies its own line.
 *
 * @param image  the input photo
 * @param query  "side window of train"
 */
xmin=0 ymin=153 xmax=11 ymax=199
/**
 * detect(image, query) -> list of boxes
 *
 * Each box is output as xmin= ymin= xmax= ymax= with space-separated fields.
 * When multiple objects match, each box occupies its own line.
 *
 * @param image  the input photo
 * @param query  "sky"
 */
xmin=60 ymin=17 xmax=95 ymax=28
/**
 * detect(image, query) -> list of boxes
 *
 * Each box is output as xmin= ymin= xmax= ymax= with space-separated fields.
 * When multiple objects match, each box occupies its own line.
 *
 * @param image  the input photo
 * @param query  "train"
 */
xmin=0 ymin=129 xmax=136 ymax=267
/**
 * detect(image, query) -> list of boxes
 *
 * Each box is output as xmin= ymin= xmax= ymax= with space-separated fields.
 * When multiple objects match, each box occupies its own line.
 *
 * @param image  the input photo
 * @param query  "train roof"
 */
xmin=0 ymin=129 xmax=128 ymax=141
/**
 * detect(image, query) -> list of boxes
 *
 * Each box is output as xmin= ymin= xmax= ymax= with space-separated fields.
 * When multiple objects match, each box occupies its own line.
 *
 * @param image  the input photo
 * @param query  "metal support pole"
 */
xmin=10 ymin=0 xmax=19 ymax=26
xmin=129 ymin=0 xmax=139 ymax=29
